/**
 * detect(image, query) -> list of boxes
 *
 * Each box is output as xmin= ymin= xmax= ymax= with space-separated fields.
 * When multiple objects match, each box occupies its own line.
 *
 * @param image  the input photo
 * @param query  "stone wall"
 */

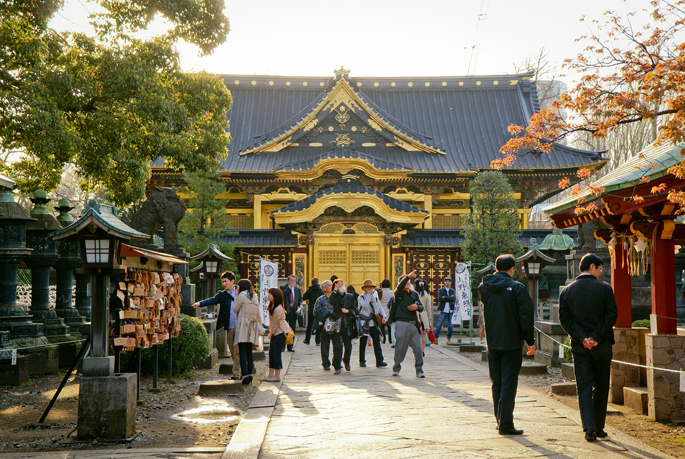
xmin=610 ymin=328 xmax=646 ymax=404
xmin=646 ymin=334 xmax=685 ymax=421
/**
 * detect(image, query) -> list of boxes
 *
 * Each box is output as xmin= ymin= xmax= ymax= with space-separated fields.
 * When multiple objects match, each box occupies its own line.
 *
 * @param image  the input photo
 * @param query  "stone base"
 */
xmin=216 ymin=328 xmax=229 ymax=358
xmin=561 ymin=362 xmax=575 ymax=380
xmin=481 ymin=350 xmax=488 ymax=361
xmin=610 ymin=327 xmax=644 ymax=404
xmin=624 ymin=386 xmax=649 ymax=414
xmin=534 ymin=320 xmax=567 ymax=367
xmin=55 ymin=339 xmax=82 ymax=368
xmin=198 ymin=380 xmax=244 ymax=395
xmin=196 ymin=348 xmax=219 ymax=370
xmin=646 ymin=334 xmax=685 ymax=421
xmin=219 ymin=363 xmax=234 ymax=375
xmin=78 ymin=373 xmax=137 ymax=440
xmin=551 ymin=382 xmax=577 ymax=396
xmin=82 ymin=356 xmax=114 ymax=377
xmin=20 ymin=344 xmax=59 ymax=375
xmin=0 ymin=355 xmax=29 ymax=386
xmin=253 ymin=351 xmax=266 ymax=362
xmin=519 ymin=361 xmax=547 ymax=375
xmin=460 ymin=344 xmax=485 ymax=353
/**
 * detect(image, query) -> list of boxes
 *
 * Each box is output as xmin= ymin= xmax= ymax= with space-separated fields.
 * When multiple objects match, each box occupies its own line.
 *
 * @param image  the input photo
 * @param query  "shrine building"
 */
xmin=150 ymin=68 xmax=605 ymax=292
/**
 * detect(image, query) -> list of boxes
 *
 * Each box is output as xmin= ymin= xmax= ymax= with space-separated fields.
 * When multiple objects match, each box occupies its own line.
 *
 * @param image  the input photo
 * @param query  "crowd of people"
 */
xmin=190 ymin=252 xmax=617 ymax=443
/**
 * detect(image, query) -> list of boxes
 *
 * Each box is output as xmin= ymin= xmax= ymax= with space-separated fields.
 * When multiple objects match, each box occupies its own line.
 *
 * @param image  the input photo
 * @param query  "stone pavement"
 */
xmin=0 ymin=337 xmax=674 ymax=459
xmin=253 ymin=338 xmax=673 ymax=459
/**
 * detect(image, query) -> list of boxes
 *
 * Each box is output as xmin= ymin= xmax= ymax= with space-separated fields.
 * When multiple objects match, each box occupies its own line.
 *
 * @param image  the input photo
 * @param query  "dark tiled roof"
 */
xmin=271 ymin=179 xmax=428 ymax=215
xmin=219 ymin=229 xmax=297 ymax=247
xmin=159 ymin=73 xmax=602 ymax=173
xmin=402 ymin=229 xmax=578 ymax=248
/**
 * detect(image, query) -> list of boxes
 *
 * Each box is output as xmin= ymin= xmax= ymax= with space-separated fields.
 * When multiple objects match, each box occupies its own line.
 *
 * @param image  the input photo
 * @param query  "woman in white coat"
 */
xmin=233 ymin=279 xmax=264 ymax=385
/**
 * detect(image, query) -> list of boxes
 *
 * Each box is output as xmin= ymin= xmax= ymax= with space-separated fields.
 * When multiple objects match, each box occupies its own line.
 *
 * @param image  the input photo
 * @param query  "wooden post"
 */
xmin=612 ymin=242 xmax=633 ymax=328
xmin=650 ymin=236 xmax=677 ymax=334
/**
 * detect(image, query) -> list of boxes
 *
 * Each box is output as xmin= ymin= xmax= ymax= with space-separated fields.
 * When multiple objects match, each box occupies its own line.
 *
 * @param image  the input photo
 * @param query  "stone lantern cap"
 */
xmin=538 ymin=228 xmax=576 ymax=251
xmin=52 ymin=200 xmax=150 ymax=242
xmin=190 ymin=244 xmax=234 ymax=262
xmin=26 ymin=190 xmax=62 ymax=232
xmin=0 ymin=176 xmax=35 ymax=223
xmin=516 ymin=239 xmax=556 ymax=264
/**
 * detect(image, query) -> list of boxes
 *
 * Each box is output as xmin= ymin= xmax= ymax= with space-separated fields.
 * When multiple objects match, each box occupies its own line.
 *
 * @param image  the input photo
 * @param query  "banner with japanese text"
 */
xmin=451 ymin=262 xmax=472 ymax=324
xmin=259 ymin=259 xmax=278 ymax=325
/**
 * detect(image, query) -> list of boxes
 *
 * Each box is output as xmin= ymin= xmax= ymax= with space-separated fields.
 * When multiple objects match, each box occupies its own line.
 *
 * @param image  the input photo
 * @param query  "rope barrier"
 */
xmin=534 ymin=326 xmax=684 ymax=375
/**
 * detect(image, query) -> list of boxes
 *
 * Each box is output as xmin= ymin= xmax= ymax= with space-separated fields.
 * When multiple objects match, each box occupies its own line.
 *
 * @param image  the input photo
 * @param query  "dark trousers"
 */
xmin=487 ymin=348 xmax=523 ymax=431
xmin=341 ymin=327 xmax=353 ymax=366
xmin=320 ymin=332 xmax=343 ymax=369
xmin=359 ymin=326 xmax=384 ymax=365
xmin=286 ymin=309 xmax=298 ymax=350
xmin=238 ymin=342 xmax=254 ymax=378
xmin=305 ymin=309 xmax=320 ymax=344
xmin=380 ymin=322 xmax=392 ymax=344
xmin=572 ymin=341 xmax=612 ymax=433
xmin=269 ymin=333 xmax=286 ymax=370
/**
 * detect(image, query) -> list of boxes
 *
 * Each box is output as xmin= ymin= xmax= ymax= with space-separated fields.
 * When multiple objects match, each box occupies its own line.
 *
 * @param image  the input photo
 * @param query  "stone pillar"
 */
xmin=645 ymin=334 xmax=685 ymax=421
xmin=54 ymin=199 xmax=86 ymax=329
xmin=650 ymin=237 xmax=677 ymax=334
xmin=74 ymin=274 xmax=92 ymax=320
xmin=609 ymin=328 xmax=642 ymax=404
xmin=78 ymin=373 xmax=137 ymax=440
xmin=612 ymin=243 xmax=632 ymax=328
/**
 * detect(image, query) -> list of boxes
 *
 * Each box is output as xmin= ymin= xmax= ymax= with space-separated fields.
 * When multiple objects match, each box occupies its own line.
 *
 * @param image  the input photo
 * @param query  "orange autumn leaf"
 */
xmin=651 ymin=183 xmax=667 ymax=194
xmin=559 ymin=177 xmax=572 ymax=189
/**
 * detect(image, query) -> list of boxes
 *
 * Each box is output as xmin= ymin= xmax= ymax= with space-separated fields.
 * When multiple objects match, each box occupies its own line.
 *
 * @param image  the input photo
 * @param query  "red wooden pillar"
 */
xmin=650 ymin=236 xmax=677 ymax=334
xmin=612 ymin=243 xmax=632 ymax=328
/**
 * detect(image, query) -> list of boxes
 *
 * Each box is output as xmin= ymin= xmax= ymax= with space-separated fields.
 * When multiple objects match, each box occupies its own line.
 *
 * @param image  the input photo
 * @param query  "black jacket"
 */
xmin=330 ymin=291 xmax=358 ymax=335
xmin=437 ymin=287 xmax=456 ymax=312
xmin=391 ymin=276 xmax=424 ymax=322
xmin=559 ymin=274 xmax=618 ymax=346
xmin=280 ymin=284 xmax=302 ymax=319
xmin=303 ymin=283 xmax=324 ymax=312
xmin=478 ymin=271 xmax=535 ymax=351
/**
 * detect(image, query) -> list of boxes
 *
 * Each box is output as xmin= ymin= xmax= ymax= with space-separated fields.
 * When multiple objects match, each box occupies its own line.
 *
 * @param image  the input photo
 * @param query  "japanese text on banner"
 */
xmin=259 ymin=260 xmax=278 ymax=326
xmin=452 ymin=262 xmax=471 ymax=324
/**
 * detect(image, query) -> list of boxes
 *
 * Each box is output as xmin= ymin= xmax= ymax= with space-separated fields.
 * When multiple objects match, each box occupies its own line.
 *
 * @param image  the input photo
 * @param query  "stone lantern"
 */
xmin=53 ymin=199 xmax=149 ymax=440
xmin=0 ymin=177 xmax=58 ymax=379
xmin=23 ymin=190 xmax=72 ymax=342
xmin=53 ymin=198 xmax=87 ymax=329
xmin=516 ymin=239 xmax=555 ymax=320
xmin=190 ymin=244 xmax=233 ymax=312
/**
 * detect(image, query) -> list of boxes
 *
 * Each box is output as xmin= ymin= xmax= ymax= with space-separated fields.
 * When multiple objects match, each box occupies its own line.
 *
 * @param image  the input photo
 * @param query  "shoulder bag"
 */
xmin=285 ymin=326 xmax=295 ymax=346
xmin=323 ymin=316 xmax=342 ymax=334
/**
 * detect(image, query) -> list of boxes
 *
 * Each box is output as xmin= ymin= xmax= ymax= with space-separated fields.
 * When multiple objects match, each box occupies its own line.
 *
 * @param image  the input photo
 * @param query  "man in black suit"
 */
xmin=281 ymin=274 xmax=303 ymax=352
xmin=478 ymin=254 xmax=535 ymax=436
xmin=560 ymin=253 xmax=617 ymax=442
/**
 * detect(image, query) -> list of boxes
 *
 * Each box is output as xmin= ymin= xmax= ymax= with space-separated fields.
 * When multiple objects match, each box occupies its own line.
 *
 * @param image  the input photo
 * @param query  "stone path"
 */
xmin=257 ymin=338 xmax=673 ymax=459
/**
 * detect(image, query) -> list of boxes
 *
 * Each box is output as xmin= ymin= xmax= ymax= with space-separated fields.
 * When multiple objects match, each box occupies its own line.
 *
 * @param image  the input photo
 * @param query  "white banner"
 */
xmin=259 ymin=260 xmax=278 ymax=326
xmin=452 ymin=262 xmax=472 ymax=324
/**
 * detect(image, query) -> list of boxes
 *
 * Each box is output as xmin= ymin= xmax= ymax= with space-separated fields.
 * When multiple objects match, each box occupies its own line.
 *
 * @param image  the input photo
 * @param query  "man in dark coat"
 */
xmin=478 ymin=254 xmax=535 ymax=436
xmin=281 ymin=274 xmax=303 ymax=352
xmin=560 ymin=253 xmax=617 ymax=442
xmin=435 ymin=276 xmax=456 ymax=344
xmin=303 ymin=277 xmax=324 ymax=345
xmin=330 ymin=279 xmax=358 ymax=373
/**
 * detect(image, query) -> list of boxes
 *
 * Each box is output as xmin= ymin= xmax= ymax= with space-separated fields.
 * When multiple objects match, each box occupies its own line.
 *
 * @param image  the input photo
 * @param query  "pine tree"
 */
xmin=461 ymin=171 xmax=523 ymax=283
xmin=179 ymin=170 xmax=237 ymax=273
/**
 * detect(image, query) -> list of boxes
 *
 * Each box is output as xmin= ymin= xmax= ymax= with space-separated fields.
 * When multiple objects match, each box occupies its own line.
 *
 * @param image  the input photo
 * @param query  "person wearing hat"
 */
xmin=358 ymin=279 xmax=388 ymax=367
xmin=435 ymin=276 xmax=456 ymax=344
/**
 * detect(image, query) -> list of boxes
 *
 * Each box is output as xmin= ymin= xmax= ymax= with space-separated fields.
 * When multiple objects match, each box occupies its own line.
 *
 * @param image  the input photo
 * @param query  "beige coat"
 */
xmin=233 ymin=291 xmax=265 ymax=346
xmin=418 ymin=291 xmax=433 ymax=331
xmin=268 ymin=304 xmax=290 ymax=338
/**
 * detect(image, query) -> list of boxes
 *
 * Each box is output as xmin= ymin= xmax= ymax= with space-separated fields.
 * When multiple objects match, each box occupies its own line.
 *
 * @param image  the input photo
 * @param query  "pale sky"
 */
xmin=53 ymin=0 xmax=652 ymax=82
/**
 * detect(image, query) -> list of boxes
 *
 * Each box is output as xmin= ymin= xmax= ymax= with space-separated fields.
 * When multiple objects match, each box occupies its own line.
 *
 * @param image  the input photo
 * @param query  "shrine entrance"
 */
xmin=314 ymin=223 xmax=384 ymax=287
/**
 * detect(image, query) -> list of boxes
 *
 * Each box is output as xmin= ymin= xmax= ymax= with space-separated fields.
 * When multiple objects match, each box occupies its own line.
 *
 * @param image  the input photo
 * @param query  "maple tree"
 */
xmin=498 ymin=0 xmax=685 ymax=208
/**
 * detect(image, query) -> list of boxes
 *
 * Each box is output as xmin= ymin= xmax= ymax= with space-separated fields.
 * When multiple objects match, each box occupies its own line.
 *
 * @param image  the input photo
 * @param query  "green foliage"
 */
xmin=179 ymin=169 xmax=237 ymax=274
xmin=461 ymin=171 xmax=523 ymax=285
xmin=120 ymin=314 xmax=210 ymax=375
xmin=632 ymin=319 xmax=651 ymax=328
xmin=0 ymin=0 xmax=232 ymax=206
xmin=563 ymin=338 xmax=573 ymax=363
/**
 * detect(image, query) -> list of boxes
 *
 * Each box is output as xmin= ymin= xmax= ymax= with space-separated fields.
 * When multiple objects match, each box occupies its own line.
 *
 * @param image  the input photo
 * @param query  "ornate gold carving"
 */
xmin=368 ymin=118 xmax=382 ymax=131
xmin=319 ymin=223 xmax=346 ymax=234
xmin=353 ymin=223 xmax=380 ymax=234
xmin=393 ymin=136 xmax=419 ymax=151
xmin=275 ymin=157 xmax=409 ymax=181
xmin=334 ymin=134 xmax=353 ymax=147
xmin=352 ymin=251 xmax=379 ymax=264
xmin=334 ymin=66 xmax=350 ymax=79
xmin=319 ymin=250 xmax=347 ymax=265
xmin=335 ymin=110 xmax=350 ymax=124
xmin=362 ymin=142 xmax=376 ymax=147
xmin=309 ymin=142 xmax=323 ymax=147
xmin=304 ymin=119 xmax=319 ymax=132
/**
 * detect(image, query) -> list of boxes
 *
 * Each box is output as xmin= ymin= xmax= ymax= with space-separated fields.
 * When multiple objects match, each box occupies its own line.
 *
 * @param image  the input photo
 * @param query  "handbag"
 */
xmin=323 ymin=316 xmax=342 ymax=334
xmin=428 ymin=326 xmax=436 ymax=344
xmin=374 ymin=312 xmax=384 ymax=326
xmin=415 ymin=311 xmax=426 ymax=334
xmin=285 ymin=326 xmax=295 ymax=346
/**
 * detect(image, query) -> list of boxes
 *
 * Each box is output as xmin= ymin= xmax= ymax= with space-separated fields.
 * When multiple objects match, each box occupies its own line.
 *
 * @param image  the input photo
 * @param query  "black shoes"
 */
xmin=334 ymin=368 xmax=341 ymax=375
xmin=241 ymin=375 xmax=253 ymax=386
xmin=376 ymin=362 xmax=388 ymax=367
xmin=323 ymin=366 xmax=331 ymax=371
xmin=303 ymin=341 xmax=310 ymax=345
xmin=498 ymin=428 xmax=524 ymax=436
xmin=585 ymin=430 xmax=596 ymax=441
xmin=287 ymin=348 xmax=295 ymax=352
xmin=596 ymin=430 xmax=608 ymax=438
xmin=345 ymin=363 xmax=351 ymax=371
xmin=359 ymin=362 xmax=367 ymax=367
